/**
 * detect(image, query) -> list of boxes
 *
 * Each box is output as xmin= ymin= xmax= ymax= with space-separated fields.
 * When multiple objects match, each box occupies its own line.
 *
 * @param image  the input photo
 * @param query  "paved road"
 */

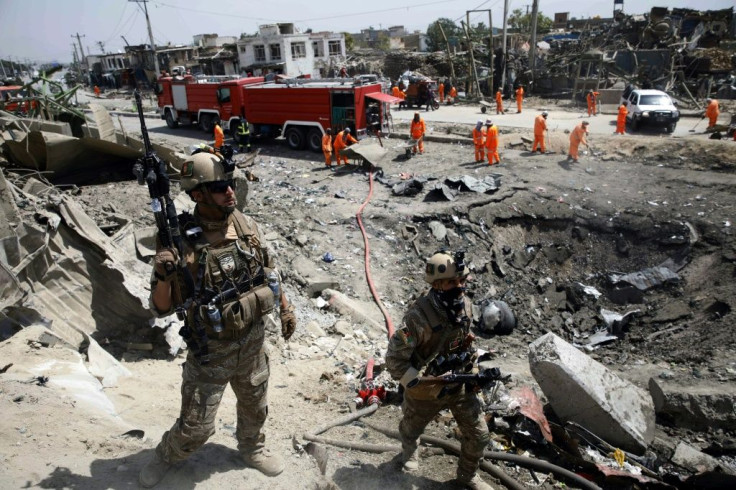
xmin=389 ymin=101 xmax=714 ymax=140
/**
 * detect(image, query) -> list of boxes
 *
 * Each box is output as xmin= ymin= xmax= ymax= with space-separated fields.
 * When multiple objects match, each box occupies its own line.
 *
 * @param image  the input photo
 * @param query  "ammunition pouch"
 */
xmin=198 ymin=284 xmax=274 ymax=340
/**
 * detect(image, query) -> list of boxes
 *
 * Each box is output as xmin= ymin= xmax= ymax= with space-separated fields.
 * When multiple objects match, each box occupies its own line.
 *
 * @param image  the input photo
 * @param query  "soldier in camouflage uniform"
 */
xmin=386 ymin=251 xmax=493 ymax=490
xmin=139 ymin=151 xmax=297 ymax=488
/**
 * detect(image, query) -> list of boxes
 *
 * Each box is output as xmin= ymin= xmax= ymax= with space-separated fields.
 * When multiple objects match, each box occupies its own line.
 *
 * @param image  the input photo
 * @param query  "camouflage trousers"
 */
xmin=156 ymin=325 xmax=269 ymax=463
xmin=399 ymin=387 xmax=490 ymax=479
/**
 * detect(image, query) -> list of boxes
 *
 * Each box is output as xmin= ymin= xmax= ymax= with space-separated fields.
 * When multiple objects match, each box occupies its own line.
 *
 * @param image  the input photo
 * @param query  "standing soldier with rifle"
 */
xmin=386 ymin=251 xmax=494 ymax=490
xmin=132 ymin=91 xmax=298 ymax=488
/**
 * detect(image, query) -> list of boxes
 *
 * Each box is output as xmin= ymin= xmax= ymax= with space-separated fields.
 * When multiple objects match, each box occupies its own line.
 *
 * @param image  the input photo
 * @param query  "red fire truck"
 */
xmin=156 ymin=75 xmax=264 ymax=133
xmin=242 ymin=79 xmax=400 ymax=152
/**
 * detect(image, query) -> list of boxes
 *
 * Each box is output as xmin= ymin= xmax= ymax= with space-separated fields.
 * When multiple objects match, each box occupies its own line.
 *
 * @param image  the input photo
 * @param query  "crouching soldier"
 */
xmin=138 ymin=151 xmax=297 ymax=487
xmin=386 ymin=251 xmax=493 ymax=490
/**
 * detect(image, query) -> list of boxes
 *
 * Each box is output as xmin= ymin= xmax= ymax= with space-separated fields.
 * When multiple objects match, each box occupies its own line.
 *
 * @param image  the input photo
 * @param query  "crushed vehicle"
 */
xmin=622 ymin=88 xmax=680 ymax=133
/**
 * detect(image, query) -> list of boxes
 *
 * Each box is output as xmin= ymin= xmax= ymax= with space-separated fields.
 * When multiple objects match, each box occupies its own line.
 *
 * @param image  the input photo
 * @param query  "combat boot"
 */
xmin=400 ymin=444 xmax=419 ymax=472
xmin=458 ymin=473 xmax=495 ymax=490
xmin=138 ymin=452 xmax=172 ymax=488
xmin=242 ymin=447 xmax=285 ymax=476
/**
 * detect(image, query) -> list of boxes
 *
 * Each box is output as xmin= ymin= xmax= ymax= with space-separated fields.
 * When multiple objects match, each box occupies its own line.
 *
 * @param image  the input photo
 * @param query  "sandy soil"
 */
xmin=2 ymin=104 xmax=736 ymax=489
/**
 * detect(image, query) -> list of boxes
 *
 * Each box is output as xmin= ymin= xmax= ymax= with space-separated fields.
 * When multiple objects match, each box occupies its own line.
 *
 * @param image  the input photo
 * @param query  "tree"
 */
xmin=342 ymin=32 xmax=354 ymax=53
xmin=507 ymin=8 xmax=553 ymax=34
xmin=426 ymin=18 xmax=461 ymax=52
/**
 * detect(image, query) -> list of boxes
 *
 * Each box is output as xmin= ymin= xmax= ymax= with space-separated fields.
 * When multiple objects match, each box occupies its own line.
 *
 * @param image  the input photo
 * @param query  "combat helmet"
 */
xmin=180 ymin=151 xmax=230 ymax=192
xmin=425 ymin=250 xmax=470 ymax=284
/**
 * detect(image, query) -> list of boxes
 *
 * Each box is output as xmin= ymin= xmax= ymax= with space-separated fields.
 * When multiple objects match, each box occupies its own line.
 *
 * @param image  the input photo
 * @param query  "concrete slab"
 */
xmin=289 ymin=254 xmax=340 ymax=298
xmin=649 ymin=377 xmax=736 ymax=431
xmin=528 ymin=332 xmax=655 ymax=454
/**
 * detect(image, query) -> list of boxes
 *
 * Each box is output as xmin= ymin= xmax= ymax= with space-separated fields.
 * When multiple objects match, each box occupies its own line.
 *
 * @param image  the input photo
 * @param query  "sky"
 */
xmin=0 ymin=0 xmax=733 ymax=64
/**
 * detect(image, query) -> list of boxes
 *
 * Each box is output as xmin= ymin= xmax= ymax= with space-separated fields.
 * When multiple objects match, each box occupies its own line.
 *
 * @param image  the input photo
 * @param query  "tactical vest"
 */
xmin=410 ymin=293 xmax=472 ymax=370
xmin=180 ymin=211 xmax=275 ymax=340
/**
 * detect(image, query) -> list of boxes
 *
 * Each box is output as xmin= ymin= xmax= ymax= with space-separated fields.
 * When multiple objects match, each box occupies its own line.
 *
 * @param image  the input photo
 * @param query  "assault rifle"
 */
xmin=131 ymin=90 xmax=205 ymax=362
xmin=406 ymin=368 xmax=508 ymax=399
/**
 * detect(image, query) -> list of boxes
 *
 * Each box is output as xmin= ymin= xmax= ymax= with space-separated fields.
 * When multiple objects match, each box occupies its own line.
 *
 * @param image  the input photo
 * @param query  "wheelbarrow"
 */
xmin=401 ymin=138 xmax=421 ymax=159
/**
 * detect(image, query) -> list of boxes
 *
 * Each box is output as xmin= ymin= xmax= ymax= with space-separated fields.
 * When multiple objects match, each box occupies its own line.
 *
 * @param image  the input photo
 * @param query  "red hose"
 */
xmin=356 ymin=169 xmax=395 ymax=339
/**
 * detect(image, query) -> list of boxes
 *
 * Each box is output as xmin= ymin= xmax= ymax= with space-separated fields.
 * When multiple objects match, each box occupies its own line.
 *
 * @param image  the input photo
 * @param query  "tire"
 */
xmin=630 ymin=118 xmax=639 ymax=131
xmin=432 ymin=100 xmax=440 ymax=110
xmin=285 ymin=126 xmax=306 ymax=150
xmin=165 ymin=109 xmax=179 ymax=129
xmin=481 ymin=106 xmax=487 ymax=114
xmin=199 ymin=114 xmax=214 ymax=133
xmin=666 ymin=123 xmax=676 ymax=134
xmin=306 ymin=128 xmax=323 ymax=153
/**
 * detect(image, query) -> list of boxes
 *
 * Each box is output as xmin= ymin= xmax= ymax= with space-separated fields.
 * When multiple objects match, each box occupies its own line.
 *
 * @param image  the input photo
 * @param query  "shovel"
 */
xmin=689 ymin=116 xmax=705 ymax=132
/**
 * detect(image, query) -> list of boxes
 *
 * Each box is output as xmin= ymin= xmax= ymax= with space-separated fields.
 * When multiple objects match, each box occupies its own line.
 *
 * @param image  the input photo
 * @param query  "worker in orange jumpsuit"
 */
xmin=94 ymin=85 xmax=101 ymax=98
xmin=397 ymin=88 xmax=407 ymax=110
xmin=532 ymin=111 xmax=548 ymax=154
xmin=568 ymin=121 xmax=589 ymax=163
xmin=615 ymin=102 xmax=628 ymax=135
xmin=472 ymin=120 xmax=485 ymax=163
xmin=484 ymin=119 xmax=500 ymax=165
xmin=392 ymin=84 xmax=402 ymax=99
xmin=586 ymin=90 xmax=600 ymax=116
xmin=448 ymin=86 xmax=458 ymax=104
xmin=438 ymin=82 xmax=445 ymax=103
xmin=333 ymin=127 xmax=357 ymax=165
xmin=495 ymin=89 xmax=504 ymax=114
xmin=515 ymin=85 xmax=524 ymax=113
xmin=705 ymin=98 xmax=720 ymax=129
xmin=213 ymin=118 xmax=224 ymax=151
xmin=322 ymin=127 xmax=333 ymax=168
xmin=410 ymin=112 xmax=426 ymax=154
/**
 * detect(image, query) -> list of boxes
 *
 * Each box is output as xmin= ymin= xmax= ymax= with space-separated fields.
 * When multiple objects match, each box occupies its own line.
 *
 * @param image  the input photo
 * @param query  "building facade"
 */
xmin=237 ymin=23 xmax=346 ymax=77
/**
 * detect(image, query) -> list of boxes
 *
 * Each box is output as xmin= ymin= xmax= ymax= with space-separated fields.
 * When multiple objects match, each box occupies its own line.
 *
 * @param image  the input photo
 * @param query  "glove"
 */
xmin=154 ymin=247 xmax=179 ymax=281
xmin=280 ymin=304 xmax=297 ymax=340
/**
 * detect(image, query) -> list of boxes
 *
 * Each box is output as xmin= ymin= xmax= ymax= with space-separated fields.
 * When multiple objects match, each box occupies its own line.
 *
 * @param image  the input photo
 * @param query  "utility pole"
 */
xmin=467 ymin=9 xmax=493 ymax=96
xmin=97 ymin=41 xmax=106 ymax=54
xmin=72 ymin=33 xmax=87 ymax=84
xmin=129 ymin=0 xmax=161 ymax=78
xmin=0 ymin=58 xmax=6 ymax=78
xmin=529 ymin=0 xmax=539 ymax=91
xmin=501 ymin=0 xmax=509 ymax=93
xmin=461 ymin=20 xmax=481 ymax=97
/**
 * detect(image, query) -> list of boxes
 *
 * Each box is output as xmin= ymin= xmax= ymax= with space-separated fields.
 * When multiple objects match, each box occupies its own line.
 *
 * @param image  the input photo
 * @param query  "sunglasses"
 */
xmin=206 ymin=180 xmax=235 ymax=194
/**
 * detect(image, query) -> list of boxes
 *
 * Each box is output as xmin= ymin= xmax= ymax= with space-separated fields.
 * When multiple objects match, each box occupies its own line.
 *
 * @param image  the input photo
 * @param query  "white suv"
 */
xmin=622 ymin=89 xmax=680 ymax=133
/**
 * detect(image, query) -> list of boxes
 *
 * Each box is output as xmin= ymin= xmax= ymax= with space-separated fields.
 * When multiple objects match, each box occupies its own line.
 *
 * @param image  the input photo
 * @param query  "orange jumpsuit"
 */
xmin=705 ymin=99 xmax=719 ymax=128
xmin=472 ymin=125 xmax=485 ymax=162
xmin=410 ymin=117 xmax=426 ymax=154
xmin=484 ymin=124 xmax=500 ymax=165
xmin=322 ymin=132 xmax=333 ymax=166
xmin=495 ymin=90 xmax=504 ymax=114
xmin=616 ymin=104 xmax=628 ymax=134
xmin=333 ymin=130 xmax=357 ymax=165
xmin=568 ymin=123 xmax=589 ymax=162
xmin=438 ymin=83 xmax=445 ymax=103
xmin=214 ymin=123 xmax=224 ymax=150
xmin=392 ymin=86 xmax=402 ymax=98
xmin=532 ymin=115 xmax=547 ymax=153
xmin=94 ymin=85 xmax=101 ymax=98
xmin=515 ymin=87 xmax=524 ymax=113
xmin=449 ymin=87 xmax=457 ymax=103
xmin=587 ymin=92 xmax=600 ymax=116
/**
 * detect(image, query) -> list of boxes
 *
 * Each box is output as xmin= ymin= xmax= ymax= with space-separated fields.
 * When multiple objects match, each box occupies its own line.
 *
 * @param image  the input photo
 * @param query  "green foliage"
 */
xmin=426 ymin=18 xmax=461 ymax=52
xmin=343 ymin=32 xmax=355 ymax=53
xmin=376 ymin=32 xmax=390 ymax=51
xmin=507 ymin=8 xmax=553 ymax=34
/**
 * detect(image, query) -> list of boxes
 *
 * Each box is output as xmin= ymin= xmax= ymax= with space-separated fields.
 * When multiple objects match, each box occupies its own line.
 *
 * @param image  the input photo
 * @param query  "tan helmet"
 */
xmin=425 ymin=251 xmax=469 ymax=284
xmin=180 ymin=152 xmax=229 ymax=191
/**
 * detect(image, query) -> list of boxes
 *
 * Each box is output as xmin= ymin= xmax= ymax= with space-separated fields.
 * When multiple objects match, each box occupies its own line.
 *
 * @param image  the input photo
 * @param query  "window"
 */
xmin=270 ymin=44 xmax=281 ymax=60
xmin=239 ymin=45 xmax=246 ymax=53
xmin=312 ymin=41 xmax=323 ymax=58
xmin=254 ymin=45 xmax=266 ymax=62
xmin=217 ymin=87 xmax=231 ymax=104
xmin=328 ymin=40 xmax=342 ymax=56
xmin=291 ymin=42 xmax=306 ymax=59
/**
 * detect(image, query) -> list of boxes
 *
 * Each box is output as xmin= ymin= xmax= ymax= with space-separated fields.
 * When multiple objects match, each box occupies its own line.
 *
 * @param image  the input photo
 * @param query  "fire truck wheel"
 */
xmin=199 ymin=114 xmax=215 ymax=133
xmin=306 ymin=128 xmax=323 ymax=153
xmin=285 ymin=127 xmax=306 ymax=150
xmin=165 ymin=110 xmax=179 ymax=129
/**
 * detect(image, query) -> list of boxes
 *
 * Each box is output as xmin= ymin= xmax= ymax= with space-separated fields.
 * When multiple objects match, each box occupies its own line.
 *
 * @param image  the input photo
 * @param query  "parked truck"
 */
xmin=156 ymin=74 xmax=264 ymax=133
xmin=241 ymin=78 xmax=399 ymax=152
